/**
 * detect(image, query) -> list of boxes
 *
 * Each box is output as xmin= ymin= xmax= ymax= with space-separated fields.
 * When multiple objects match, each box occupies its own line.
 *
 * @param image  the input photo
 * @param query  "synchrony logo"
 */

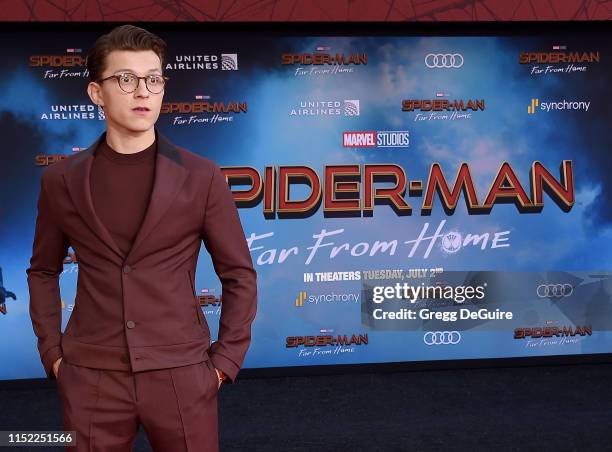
xmin=294 ymin=290 xmax=360 ymax=306
xmin=527 ymin=98 xmax=591 ymax=114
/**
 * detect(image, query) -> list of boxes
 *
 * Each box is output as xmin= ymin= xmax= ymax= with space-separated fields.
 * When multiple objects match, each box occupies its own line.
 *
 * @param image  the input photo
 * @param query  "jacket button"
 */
xmin=120 ymin=353 xmax=130 ymax=363
xmin=123 ymin=265 xmax=132 ymax=274
xmin=126 ymin=320 xmax=136 ymax=329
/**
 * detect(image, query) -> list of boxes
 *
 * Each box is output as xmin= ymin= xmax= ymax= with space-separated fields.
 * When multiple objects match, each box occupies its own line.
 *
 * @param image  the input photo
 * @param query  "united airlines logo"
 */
xmin=344 ymin=100 xmax=360 ymax=116
xmin=166 ymin=53 xmax=239 ymax=71
xmin=40 ymin=104 xmax=104 ymax=121
xmin=425 ymin=53 xmax=464 ymax=68
xmin=290 ymin=99 xmax=361 ymax=117
xmin=220 ymin=54 xmax=238 ymax=71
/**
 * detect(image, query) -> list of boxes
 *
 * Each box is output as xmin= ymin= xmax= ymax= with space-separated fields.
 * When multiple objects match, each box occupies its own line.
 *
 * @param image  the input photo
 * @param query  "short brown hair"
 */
xmin=87 ymin=24 xmax=166 ymax=82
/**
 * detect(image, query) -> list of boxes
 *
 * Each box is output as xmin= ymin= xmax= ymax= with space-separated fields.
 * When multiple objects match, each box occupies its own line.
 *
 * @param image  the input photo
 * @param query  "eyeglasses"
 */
xmin=97 ymin=72 xmax=169 ymax=94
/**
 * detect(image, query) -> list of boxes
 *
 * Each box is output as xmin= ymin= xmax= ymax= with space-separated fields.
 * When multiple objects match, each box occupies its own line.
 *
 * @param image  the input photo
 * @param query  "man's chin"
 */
xmin=111 ymin=121 xmax=156 ymax=135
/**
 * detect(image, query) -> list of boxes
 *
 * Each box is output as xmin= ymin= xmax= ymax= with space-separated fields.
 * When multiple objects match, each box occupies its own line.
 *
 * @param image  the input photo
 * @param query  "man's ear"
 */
xmin=87 ymin=82 xmax=103 ymax=107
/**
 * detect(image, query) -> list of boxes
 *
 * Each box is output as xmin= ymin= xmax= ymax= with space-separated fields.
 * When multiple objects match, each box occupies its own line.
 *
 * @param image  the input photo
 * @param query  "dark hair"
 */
xmin=87 ymin=24 xmax=166 ymax=82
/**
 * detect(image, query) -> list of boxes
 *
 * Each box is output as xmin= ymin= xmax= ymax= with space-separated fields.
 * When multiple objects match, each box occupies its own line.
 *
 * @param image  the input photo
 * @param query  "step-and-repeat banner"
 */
xmin=0 ymin=28 xmax=610 ymax=380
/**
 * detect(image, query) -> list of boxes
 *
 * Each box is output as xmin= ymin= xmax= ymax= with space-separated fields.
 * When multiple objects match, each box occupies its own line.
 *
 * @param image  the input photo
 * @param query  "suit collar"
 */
xmin=64 ymin=127 xmax=189 ymax=265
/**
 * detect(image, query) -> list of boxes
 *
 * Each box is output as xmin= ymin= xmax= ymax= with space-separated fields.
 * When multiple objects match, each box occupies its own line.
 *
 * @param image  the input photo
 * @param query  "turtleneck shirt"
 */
xmin=90 ymin=137 xmax=157 ymax=257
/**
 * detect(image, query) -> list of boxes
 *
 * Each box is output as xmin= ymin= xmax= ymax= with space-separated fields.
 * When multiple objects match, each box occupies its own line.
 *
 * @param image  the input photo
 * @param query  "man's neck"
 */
xmin=105 ymin=126 xmax=156 ymax=154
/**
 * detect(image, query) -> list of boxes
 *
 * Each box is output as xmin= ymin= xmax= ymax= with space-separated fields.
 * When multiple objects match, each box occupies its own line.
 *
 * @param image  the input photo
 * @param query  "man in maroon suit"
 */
xmin=26 ymin=25 xmax=257 ymax=451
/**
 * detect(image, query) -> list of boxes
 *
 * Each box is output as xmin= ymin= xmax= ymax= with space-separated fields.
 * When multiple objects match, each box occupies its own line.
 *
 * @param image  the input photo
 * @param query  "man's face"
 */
xmin=88 ymin=50 xmax=164 ymax=134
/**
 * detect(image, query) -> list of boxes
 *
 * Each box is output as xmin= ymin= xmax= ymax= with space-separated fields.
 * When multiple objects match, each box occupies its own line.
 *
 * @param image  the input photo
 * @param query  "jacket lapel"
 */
xmin=64 ymin=128 xmax=189 ymax=265
xmin=125 ymin=130 xmax=189 ymax=264
xmin=64 ymin=132 xmax=125 ymax=262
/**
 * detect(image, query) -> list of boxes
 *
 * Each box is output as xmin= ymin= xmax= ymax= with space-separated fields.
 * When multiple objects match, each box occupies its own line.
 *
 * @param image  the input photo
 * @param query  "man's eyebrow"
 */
xmin=112 ymin=68 xmax=162 ymax=74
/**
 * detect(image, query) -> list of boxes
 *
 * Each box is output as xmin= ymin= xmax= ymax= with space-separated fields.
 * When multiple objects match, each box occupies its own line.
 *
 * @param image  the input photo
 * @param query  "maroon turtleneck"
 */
xmin=90 ymin=137 xmax=157 ymax=257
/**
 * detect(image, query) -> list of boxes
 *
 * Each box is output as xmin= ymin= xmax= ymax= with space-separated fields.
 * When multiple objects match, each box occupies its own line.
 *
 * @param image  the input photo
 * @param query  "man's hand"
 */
xmin=52 ymin=357 xmax=63 ymax=379
xmin=214 ymin=367 xmax=225 ymax=389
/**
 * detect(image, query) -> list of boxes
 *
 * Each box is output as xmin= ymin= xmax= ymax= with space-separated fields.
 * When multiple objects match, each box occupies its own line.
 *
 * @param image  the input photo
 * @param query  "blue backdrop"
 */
xmin=0 ymin=28 xmax=610 ymax=380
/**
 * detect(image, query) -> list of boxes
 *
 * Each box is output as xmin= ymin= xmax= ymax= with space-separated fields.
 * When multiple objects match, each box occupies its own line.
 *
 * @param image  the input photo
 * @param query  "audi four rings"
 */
xmin=423 ymin=331 xmax=461 ymax=345
xmin=425 ymin=53 xmax=464 ymax=68
xmin=536 ymin=284 xmax=574 ymax=298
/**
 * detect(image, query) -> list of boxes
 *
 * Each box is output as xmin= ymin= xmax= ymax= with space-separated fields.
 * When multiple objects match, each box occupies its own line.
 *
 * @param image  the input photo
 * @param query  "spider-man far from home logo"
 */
xmin=29 ymin=48 xmax=89 ymax=79
xmin=222 ymin=160 xmax=574 ymax=218
xmin=161 ymin=97 xmax=248 ymax=126
xmin=281 ymin=47 xmax=368 ymax=77
xmin=519 ymin=46 xmax=600 ymax=76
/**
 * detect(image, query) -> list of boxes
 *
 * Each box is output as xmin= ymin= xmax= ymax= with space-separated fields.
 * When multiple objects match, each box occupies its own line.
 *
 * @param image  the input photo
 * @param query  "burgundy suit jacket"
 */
xmin=26 ymin=128 xmax=257 ymax=382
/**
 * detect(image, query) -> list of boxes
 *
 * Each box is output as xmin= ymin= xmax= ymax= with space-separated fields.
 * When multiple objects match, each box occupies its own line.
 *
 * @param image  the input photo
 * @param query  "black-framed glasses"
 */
xmin=96 ymin=72 xmax=169 ymax=94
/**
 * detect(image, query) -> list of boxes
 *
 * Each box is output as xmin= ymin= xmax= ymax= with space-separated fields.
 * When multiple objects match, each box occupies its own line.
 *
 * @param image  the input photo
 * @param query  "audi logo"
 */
xmin=536 ymin=284 xmax=573 ymax=298
xmin=423 ymin=331 xmax=461 ymax=345
xmin=425 ymin=53 xmax=464 ymax=68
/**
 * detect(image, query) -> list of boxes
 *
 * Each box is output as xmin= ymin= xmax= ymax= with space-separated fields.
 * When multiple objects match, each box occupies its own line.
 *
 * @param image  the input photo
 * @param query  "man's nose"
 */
xmin=135 ymin=78 xmax=150 ymax=97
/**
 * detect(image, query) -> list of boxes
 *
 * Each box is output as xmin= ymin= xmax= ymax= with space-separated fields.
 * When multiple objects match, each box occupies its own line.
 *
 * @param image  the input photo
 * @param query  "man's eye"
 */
xmin=120 ymin=74 xmax=135 ymax=82
xmin=148 ymin=76 xmax=161 ymax=84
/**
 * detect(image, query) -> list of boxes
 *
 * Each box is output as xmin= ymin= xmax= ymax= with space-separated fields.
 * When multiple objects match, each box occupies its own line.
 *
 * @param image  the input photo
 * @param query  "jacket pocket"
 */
xmin=188 ymin=269 xmax=205 ymax=325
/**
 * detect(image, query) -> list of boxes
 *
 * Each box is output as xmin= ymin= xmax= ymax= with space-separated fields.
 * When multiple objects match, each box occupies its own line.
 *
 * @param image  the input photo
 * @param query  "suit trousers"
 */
xmin=56 ymin=358 xmax=219 ymax=452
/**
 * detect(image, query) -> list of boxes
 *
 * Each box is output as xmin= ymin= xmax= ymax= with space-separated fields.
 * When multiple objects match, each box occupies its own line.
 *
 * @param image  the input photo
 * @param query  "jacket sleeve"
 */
xmin=200 ymin=163 xmax=257 ymax=384
xmin=26 ymin=171 xmax=70 ymax=380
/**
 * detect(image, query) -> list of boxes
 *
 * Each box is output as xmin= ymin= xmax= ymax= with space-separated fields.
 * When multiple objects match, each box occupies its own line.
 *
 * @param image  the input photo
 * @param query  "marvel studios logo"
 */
xmin=342 ymin=131 xmax=409 ymax=148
